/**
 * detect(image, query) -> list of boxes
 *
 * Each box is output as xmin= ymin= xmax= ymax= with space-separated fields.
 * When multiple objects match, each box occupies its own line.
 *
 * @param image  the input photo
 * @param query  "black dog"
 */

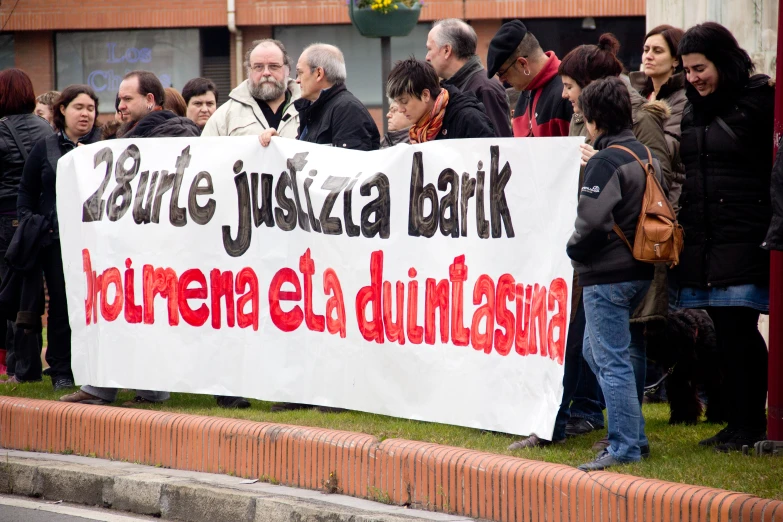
xmin=645 ymin=309 xmax=727 ymax=424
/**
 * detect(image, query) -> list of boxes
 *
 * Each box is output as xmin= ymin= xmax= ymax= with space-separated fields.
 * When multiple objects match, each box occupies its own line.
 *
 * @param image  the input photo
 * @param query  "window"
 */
xmin=0 ymin=35 xmax=13 ymax=71
xmin=56 ymin=29 xmax=200 ymax=111
xmin=274 ymin=24 xmax=429 ymax=106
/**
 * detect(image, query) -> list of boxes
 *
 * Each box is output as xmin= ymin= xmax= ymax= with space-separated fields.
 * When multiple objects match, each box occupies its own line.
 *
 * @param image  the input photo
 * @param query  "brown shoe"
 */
xmin=121 ymin=396 xmax=157 ymax=408
xmin=59 ymin=390 xmax=110 ymax=405
xmin=507 ymin=434 xmax=565 ymax=450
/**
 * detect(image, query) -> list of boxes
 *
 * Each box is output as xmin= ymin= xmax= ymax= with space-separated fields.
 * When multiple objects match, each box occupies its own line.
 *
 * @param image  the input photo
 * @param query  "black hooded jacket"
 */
xmin=18 ymin=127 xmax=103 ymax=237
xmin=122 ymin=109 xmax=201 ymax=138
xmin=294 ymin=83 xmax=380 ymax=151
xmin=434 ymin=85 xmax=496 ymax=140
xmin=676 ymin=74 xmax=775 ymax=288
xmin=0 ymin=114 xmax=54 ymax=213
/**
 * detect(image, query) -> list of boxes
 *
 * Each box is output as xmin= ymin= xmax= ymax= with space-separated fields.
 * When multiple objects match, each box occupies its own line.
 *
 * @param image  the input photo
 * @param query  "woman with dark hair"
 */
xmin=0 ymin=68 xmax=53 ymax=382
xmin=566 ymin=76 xmax=664 ymax=471
xmin=676 ymin=22 xmax=775 ymax=452
xmin=16 ymin=84 xmax=102 ymax=390
xmin=558 ymin=34 xmax=672 ymax=181
xmin=630 ymin=25 xmax=687 ymax=210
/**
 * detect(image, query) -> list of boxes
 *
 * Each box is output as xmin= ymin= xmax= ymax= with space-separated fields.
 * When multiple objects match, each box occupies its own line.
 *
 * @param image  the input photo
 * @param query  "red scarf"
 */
xmin=409 ymin=89 xmax=450 ymax=144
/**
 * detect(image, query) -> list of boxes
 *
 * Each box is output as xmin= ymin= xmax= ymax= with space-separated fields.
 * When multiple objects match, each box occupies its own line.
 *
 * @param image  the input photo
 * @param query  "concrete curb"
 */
xmin=0 ymin=450 xmax=471 ymax=522
xmin=1 ymin=397 xmax=782 ymax=522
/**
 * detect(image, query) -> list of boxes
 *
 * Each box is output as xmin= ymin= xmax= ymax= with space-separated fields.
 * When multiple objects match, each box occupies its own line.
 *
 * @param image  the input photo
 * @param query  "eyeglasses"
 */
xmin=496 ymin=59 xmax=516 ymax=79
xmin=250 ymin=63 xmax=284 ymax=73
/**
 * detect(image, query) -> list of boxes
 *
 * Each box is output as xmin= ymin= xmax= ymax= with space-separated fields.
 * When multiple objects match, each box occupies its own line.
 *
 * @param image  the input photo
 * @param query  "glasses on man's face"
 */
xmin=250 ymin=63 xmax=284 ymax=73
xmin=496 ymin=59 xmax=516 ymax=79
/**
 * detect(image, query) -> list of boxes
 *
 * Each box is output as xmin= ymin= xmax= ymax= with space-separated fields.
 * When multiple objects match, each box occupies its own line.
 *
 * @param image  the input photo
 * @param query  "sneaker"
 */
xmin=713 ymin=430 xmax=766 ymax=453
xmin=565 ymin=418 xmax=601 ymax=437
xmin=270 ymin=402 xmax=312 ymax=412
xmin=59 ymin=390 xmax=110 ymax=405
xmin=507 ymin=434 xmax=564 ymax=450
xmin=699 ymin=426 xmax=737 ymax=447
xmin=52 ymin=377 xmax=75 ymax=391
xmin=121 ymin=396 xmax=157 ymax=407
xmin=592 ymin=437 xmax=650 ymax=459
xmin=216 ymin=396 xmax=251 ymax=409
xmin=578 ymin=449 xmax=629 ymax=472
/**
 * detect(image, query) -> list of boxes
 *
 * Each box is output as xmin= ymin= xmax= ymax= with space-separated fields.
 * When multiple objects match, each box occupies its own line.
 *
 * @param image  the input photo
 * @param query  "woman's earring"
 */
xmin=147 ymin=105 xmax=154 ymax=111
xmin=523 ymin=68 xmax=531 ymax=76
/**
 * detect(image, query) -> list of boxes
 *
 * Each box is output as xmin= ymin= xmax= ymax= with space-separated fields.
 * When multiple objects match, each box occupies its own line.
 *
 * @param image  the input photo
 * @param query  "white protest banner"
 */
xmin=57 ymin=136 xmax=581 ymax=438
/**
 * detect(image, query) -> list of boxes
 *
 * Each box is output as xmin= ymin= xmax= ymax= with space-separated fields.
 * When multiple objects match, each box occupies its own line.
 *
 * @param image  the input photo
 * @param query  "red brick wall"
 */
xmin=14 ymin=31 xmax=55 ymax=95
xmin=1 ymin=0 xmax=644 ymax=31
xmin=470 ymin=19 xmax=502 ymax=66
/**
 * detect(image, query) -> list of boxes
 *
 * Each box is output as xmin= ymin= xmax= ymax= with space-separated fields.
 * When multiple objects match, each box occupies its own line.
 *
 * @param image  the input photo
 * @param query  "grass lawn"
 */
xmin=0 ymin=376 xmax=781 ymax=500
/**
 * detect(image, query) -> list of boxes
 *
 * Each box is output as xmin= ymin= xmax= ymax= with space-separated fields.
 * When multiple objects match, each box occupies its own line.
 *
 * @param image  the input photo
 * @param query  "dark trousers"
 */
xmin=0 ymin=215 xmax=43 ymax=381
xmin=706 ymin=307 xmax=768 ymax=433
xmin=552 ymin=296 xmax=605 ymax=441
xmin=41 ymin=240 xmax=72 ymax=381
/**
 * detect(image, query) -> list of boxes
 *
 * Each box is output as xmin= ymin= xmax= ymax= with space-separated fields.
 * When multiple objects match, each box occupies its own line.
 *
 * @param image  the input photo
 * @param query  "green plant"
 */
xmin=368 ymin=486 xmax=392 ymax=504
xmin=353 ymin=0 xmax=419 ymax=14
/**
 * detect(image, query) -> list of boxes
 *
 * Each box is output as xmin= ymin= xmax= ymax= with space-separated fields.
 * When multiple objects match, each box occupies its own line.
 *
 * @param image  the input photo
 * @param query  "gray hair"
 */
xmin=302 ymin=43 xmax=347 ymax=84
xmin=244 ymin=39 xmax=291 ymax=71
xmin=432 ymin=19 xmax=477 ymax=59
xmin=512 ymin=32 xmax=545 ymax=60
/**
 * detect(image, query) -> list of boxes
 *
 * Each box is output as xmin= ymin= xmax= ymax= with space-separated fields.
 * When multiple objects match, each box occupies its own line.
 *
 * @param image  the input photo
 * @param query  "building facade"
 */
xmin=1 ymin=0 xmax=646 ymax=126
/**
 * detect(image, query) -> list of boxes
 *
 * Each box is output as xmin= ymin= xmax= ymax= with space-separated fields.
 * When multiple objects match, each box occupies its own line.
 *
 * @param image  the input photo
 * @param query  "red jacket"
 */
xmin=512 ymin=52 xmax=573 ymax=137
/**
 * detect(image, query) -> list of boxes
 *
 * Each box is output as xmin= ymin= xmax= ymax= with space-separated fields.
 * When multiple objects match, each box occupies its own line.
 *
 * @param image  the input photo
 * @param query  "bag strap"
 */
xmin=714 ymin=116 xmax=739 ymax=143
xmin=606 ymin=144 xmax=654 ymax=251
xmin=607 ymin=144 xmax=653 ymax=173
xmin=612 ymin=224 xmax=633 ymax=250
xmin=0 ymin=117 xmax=30 ymax=162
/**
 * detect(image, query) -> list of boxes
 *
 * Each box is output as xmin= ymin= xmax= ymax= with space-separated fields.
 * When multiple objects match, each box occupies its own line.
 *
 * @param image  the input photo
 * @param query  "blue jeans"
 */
xmin=552 ymin=297 xmax=605 ymax=441
xmin=582 ymin=280 xmax=651 ymax=462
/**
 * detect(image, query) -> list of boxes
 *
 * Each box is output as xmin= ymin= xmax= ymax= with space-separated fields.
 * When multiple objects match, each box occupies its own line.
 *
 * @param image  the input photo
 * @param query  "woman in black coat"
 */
xmin=17 ymin=85 xmax=103 ymax=391
xmin=676 ymin=23 xmax=775 ymax=452
xmin=0 ymin=69 xmax=54 ymax=383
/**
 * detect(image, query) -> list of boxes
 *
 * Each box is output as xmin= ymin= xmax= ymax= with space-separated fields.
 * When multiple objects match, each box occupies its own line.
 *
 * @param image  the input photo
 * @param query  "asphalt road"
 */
xmin=0 ymin=495 xmax=165 ymax=522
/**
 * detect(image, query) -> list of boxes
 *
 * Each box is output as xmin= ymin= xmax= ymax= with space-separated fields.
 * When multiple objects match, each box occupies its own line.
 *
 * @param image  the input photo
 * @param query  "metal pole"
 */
xmin=767 ymin=0 xmax=783 ymax=442
xmin=381 ymin=36 xmax=391 ymax=136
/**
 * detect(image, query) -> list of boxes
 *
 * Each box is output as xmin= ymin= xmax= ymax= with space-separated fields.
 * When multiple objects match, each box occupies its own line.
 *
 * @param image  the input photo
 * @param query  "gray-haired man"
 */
xmin=426 ymin=19 xmax=512 ymax=137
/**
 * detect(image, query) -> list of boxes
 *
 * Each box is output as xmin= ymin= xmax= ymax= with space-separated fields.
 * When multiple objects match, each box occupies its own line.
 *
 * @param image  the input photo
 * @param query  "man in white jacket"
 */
xmin=202 ymin=39 xmax=300 ymax=138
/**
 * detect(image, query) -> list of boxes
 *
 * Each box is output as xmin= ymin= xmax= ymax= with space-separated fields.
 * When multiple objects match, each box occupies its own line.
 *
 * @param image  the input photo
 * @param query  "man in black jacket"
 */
xmin=426 ymin=19 xmax=512 ymax=138
xmin=116 ymin=71 xmax=201 ymax=139
xmin=259 ymin=43 xmax=380 ymax=151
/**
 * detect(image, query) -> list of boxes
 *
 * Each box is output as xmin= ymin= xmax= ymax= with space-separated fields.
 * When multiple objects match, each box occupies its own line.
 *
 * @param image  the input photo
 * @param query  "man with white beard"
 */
xmin=202 ymin=39 xmax=300 ymax=138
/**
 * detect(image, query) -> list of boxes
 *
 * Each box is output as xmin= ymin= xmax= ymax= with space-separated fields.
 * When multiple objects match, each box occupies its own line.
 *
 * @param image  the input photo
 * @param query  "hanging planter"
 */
xmin=348 ymin=0 xmax=423 ymax=39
